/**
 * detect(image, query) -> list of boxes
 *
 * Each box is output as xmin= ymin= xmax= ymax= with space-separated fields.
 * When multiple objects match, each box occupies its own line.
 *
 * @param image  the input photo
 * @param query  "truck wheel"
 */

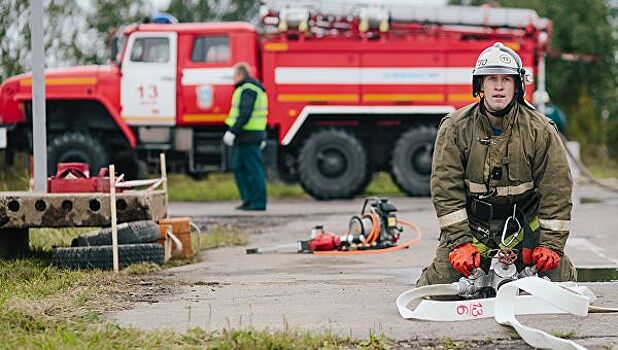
xmin=390 ymin=125 xmax=437 ymax=197
xmin=52 ymin=243 xmax=164 ymax=269
xmin=275 ymin=152 xmax=299 ymax=184
xmin=276 ymin=170 xmax=298 ymax=184
xmin=111 ymin=150 xmax=147 ymax=180
xmin=73 ymin=221 xmax=160 ymax=247
xmin=298 ymin=129 xmax=369 ymax=200
xmin=47 ymin=131 xmax=108 ymax=175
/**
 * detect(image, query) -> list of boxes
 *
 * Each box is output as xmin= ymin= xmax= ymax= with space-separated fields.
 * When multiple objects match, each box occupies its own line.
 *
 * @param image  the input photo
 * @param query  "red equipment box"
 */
xmin=47 ymin=163 xmax=121 ymax=193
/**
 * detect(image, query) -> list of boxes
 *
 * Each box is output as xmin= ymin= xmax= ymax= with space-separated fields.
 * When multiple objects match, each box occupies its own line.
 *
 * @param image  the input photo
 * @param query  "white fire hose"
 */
xmin=396 ymin=277 xmax=618 ymax=349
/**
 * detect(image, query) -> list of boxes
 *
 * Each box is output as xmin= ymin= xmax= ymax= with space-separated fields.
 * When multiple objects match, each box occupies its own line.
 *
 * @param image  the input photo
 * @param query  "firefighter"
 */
xmin=417 ymin=42 xmax=577 ymax=286
xmin=223 ymin=62 xmax=268 ymax=211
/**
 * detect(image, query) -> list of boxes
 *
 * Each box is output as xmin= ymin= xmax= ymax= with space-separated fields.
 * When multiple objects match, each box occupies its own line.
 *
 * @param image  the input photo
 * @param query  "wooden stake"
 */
xmin=164 ymin=224 xmax=173 ymax=262
xmin=110 ymin=164 xmax=119 ymax=273
xmin=160 ymin=153 xmax=169 ymax=218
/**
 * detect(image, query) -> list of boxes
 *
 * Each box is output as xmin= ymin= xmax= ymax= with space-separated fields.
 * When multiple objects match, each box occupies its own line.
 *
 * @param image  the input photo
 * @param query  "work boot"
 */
xmin=240 ymin=206 xmax=266 ymax=211
xmin=235 ymin=203 xmax=250 ymax=210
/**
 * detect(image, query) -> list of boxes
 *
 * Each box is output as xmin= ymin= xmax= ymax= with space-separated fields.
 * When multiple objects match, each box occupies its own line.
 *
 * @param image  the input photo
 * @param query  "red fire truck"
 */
xmin=0 ymin=2 xmax=550 ymax=199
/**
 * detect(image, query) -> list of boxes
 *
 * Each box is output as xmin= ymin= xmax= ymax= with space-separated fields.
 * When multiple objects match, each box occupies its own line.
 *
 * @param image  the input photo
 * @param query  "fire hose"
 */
xmin=397 ymin=270 xmax=618 ymax=349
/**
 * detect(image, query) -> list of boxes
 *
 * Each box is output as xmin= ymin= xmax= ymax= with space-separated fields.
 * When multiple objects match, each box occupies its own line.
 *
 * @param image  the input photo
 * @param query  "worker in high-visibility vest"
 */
xmin=223 ymin=62 xmax=268 ymax=211
xmin=417 ymin=43 xmax=576 ymax=286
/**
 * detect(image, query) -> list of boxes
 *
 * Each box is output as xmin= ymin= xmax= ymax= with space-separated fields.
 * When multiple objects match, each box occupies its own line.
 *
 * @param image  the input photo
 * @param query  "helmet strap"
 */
xmin=481 ymin=96 xmax=516 ymax=118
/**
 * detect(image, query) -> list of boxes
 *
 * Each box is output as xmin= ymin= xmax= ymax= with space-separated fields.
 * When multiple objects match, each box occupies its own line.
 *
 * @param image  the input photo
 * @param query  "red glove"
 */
xmin=449 ymin=242 xmax=480 ymax=276
xmin=532 ymin=247 xmax=561 ymax=272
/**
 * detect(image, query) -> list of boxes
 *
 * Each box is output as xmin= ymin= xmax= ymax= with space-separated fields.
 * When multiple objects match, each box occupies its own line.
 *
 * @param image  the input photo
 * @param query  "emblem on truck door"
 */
xmin=196 ymin=85 xmax=214 ymax=109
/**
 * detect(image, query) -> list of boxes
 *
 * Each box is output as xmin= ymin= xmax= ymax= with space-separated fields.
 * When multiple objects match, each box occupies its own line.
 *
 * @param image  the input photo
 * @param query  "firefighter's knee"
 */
xmin=544 ymin=253 xmax=577 ymax=282
xmin=416 ymin=241 xmax=461 ymax=286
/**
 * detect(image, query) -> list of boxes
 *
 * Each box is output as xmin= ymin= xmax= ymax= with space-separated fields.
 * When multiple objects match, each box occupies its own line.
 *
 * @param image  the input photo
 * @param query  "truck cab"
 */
xmin=118 ymin=22 xmax=261 ymax=175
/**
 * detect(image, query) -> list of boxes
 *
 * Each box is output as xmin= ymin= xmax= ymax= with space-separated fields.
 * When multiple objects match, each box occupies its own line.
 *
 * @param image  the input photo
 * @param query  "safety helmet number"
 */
xmin=499 ymin=54 xmax=512 ymax=64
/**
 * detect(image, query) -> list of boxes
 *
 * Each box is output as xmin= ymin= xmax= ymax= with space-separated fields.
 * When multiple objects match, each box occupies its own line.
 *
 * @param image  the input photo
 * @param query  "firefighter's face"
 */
xmin=233 ymin=70 xmax=244 ymax=84
xmin=482 ymin=74 xmax=515 ymax=111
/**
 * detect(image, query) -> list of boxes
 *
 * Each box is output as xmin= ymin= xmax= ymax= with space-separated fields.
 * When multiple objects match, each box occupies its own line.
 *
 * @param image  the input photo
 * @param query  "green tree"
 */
xmin=164 ymin=0 xmax=258 ymax=23
xmin=0 ymin=0 xmax=30 ymax=79
xmin=0 ymin=0 xmax=88 ymax=78
xmin=85 ymin=0 xmax=151 ymax=64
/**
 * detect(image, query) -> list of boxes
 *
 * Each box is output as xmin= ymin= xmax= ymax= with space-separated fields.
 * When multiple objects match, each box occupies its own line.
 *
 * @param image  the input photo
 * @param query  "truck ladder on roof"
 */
xmin=261 ymin=0 xmax=548 ymax=30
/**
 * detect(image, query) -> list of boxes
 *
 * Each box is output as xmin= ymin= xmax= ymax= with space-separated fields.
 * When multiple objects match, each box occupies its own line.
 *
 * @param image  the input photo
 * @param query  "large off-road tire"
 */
xmin=72 ymin=221 xmax=160 ymax=247
xmin=52 ymin=243 xmax=164 ymax=269
xmin=276 ymin=162 xmax=299 ymax=184
xmin=275 ymin=168 xmax=299 ymax=184
xmin=111 ymin=150 xmax=148 ymax=180
xmin=298 ymin=129 xmax=369 ymax=200
xmin=47 ymin=131 xmax=108 ymax=175
xmin=390 ymin=125 xmax=438 ymax=197
xmin=275 ymin=151 xmax=299 ymax=184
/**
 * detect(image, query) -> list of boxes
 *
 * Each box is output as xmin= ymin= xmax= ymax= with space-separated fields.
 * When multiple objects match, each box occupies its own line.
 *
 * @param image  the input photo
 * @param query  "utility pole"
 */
xmin=31 ymin=0 xmax=47 ymax=192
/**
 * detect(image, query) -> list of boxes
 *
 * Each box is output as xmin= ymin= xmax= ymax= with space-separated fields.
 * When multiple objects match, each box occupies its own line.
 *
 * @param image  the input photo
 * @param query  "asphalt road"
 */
xmin=109 ymin=183 xmax=618 ymax=349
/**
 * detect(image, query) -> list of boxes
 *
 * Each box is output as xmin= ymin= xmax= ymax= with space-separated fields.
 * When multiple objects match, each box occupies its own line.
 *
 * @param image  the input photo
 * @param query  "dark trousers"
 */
xmin=231 ymin=144 xmax=267 ymax=209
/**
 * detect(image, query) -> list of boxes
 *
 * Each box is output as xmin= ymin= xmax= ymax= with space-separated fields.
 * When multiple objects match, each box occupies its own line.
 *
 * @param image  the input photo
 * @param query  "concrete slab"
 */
xmin=109 ymin=184 xmax=618 ymax=348
xmin=0 ymin=190 xmax=167 ymax=228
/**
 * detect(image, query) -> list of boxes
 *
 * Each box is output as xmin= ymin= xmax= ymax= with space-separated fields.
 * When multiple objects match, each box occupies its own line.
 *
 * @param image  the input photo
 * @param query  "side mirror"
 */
xmin=110 ymin=36 xmax=119 ymax=63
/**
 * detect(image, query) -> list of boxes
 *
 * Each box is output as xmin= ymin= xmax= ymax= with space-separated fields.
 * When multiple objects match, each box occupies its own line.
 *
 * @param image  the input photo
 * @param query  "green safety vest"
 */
xmin=225 ymin=82 xmax=268 ymax=131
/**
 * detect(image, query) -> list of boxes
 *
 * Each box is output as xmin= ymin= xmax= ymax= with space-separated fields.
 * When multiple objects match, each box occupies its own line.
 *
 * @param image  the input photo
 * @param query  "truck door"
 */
xmin=121 ymin=32 xmax=177 ymax=125
xmin=178 ymin=34 xmax=235 ymax=125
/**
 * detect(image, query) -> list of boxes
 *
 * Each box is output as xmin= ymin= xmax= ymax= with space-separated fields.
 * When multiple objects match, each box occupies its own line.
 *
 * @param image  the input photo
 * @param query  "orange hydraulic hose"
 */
xmin=314 ymin=218 xmax=422 ymax=256
xmin=365 ymin=211 xmax=380 ymax=245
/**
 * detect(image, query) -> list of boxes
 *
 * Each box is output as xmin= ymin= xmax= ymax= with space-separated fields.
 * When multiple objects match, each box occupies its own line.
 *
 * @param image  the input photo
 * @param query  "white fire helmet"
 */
xmin=472 ymin=42 xmax=531 ymax=100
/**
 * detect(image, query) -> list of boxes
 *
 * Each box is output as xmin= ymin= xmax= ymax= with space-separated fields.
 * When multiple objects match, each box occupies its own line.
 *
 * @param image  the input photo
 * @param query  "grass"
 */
xmin=571 ymin=151 xmax=618 ymax=179
xmin=551 ymin=331 xmax=577 ymax=339
xmin=29 ymin=227 xmax=95 ymax=251
xmin=411 ymin=337 xmax=510 ymax=350
xmin=0 ymin=226 xmax=394 ymax=349
xmin=122 ymin=261 xmax=163 ymax=275
xmin=167 ymin=173 xmax=307 ymax=202
xmin=168 ymin=172 xmax=403 ymax=202
xmin=194 ymin=224 xmax=249 ymax=250
xmin=588 ymin=160 xmax=618 ymax=179
xmin=1 ymin=325 xmax=388 ymax=350
xmin=163 ymin=224 xmax=250 ymax=268
xmin=0 ymin=155 xmax=29 ymax=191
xmin=0 ymin=261 xmax=392 ymax=349
xmin=365 ymin=173 xmax=404 ymax=197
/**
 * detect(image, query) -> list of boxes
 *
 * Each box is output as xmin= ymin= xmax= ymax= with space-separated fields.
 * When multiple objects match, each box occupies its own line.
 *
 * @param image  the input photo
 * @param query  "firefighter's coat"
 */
xmin=417 ymin=101 xmax=577 ymax=285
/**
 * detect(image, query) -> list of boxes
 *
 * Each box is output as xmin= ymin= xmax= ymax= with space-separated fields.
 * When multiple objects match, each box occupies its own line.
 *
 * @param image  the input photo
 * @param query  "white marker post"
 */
xmin=30 ymin=0 xmax=47 ymax=192
xmin=109 ymin=164 xmax=119 ymax=272
xmin=160 ymin=153 xmax=168 ymax=219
